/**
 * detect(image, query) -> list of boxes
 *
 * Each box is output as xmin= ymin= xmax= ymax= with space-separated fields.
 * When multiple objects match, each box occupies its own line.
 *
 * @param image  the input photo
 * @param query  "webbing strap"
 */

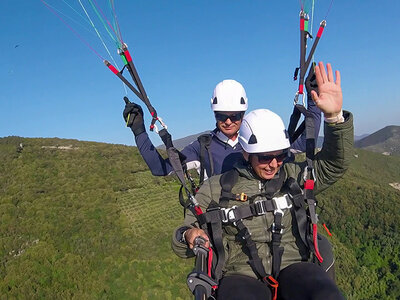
xmin=284 ymin=178 xmax=309 ymax=251
xmin=271 ymin=212 xmax=284 ymax=278
xmin=159 ymin=129 xmax=187 ymax=187
xmin=235 ymin=220 xmax=269 ymax=280
xmin=206 ymin=201 xmax=226 ymax=281
xmin=198 ymin=134 xmax=213 ymax=186
xmin=219 ymin=169 xmax=239 ymax=208
xmin=197 ymin=196 xmax=292 ymax=226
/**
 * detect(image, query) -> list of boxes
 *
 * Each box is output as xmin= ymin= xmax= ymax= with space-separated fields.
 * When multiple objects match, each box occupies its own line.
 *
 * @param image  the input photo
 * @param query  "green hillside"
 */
xmin=1 ymin=136 xmax=399 ymax=299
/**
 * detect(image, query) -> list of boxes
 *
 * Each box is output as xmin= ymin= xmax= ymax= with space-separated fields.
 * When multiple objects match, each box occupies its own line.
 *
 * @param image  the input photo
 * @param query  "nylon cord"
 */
xmin=41 ymin=0 xmax=104 ymax=60
xmin=91 ymin=0 xmax=123 ymax=46
xmin=78 ymin=1 xmax=118 ymax=68
xmin=87 ymin=0 xmax=120 ymax=48
xmin=60 ymin=0 xmax=92 ymax=27
xmin=325 ymin=0 xmax=335 ymax=19
xmin=77 ymin=0 xmax=128 ymax=95
xmin=43 ymin=0 xmax=95 ymax=37
xmin=310 ymin=0 xmax=315 ymax=65
xmin=110 ymin=0 xmax=124 ymax=44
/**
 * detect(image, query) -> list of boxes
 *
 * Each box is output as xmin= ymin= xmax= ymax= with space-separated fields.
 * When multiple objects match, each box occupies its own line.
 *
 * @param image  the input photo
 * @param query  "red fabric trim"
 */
xmin=107 ymin=64 xmax=119 ymax=75
xmin=313 ymin=224 xmax=324 ymax=263
xmin=304 ymin=179 xmax=314 ymax=190
xmin=194 ymin=206 xmax=203 ymax=215
xmin=323 ymin=223 xmax=333 ymax=236
xmin=266 ymin=276 xmax=279 ymax=300
xmin=208 ymin=248 xmax=213 ymax=277
xmin=317 ymin=26 xmax=325 ymax=38
xmin=124 ymin=49 xmax=133 ymax=62
xmin=298 ymin=84 xmax=304 ymax=94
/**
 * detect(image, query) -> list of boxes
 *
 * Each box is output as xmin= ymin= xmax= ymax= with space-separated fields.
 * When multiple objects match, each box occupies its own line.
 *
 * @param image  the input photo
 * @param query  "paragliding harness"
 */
xmin=187 ymin=165 xmax=326 ymax=300
xmin=178 ymin=132 xmax=214 ymax=214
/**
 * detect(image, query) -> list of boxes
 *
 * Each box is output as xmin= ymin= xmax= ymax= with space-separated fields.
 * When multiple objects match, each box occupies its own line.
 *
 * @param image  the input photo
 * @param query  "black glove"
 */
xmin=123 ymin=100 xmax=146 ymax=136
xmin=305 ymin=62 xmax=318 ymax=100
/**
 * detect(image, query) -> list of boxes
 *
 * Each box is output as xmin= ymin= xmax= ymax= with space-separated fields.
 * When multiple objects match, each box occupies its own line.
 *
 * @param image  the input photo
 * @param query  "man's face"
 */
xmin=215 ymin=111 xmax=244 ymax=139
xmin=246 ymin=150 xmax=288 ymax=180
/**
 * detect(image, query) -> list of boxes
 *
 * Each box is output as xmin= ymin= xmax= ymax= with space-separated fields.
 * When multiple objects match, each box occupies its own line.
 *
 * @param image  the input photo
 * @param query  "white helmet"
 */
xmin=239 ymin=109 xmax=290 ymax=153
xmin=211 ymin=79 xmax=248 ymax=112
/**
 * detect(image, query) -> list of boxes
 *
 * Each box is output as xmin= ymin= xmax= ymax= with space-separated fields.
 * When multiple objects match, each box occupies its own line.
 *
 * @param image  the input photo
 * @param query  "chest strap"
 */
xmin=199 ymin=195 xmax=292 ymax=225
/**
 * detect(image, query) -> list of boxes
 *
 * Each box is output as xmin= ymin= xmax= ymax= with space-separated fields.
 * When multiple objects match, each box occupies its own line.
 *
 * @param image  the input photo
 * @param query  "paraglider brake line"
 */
xmin=295 ymin=8 xmax=326 ymax=107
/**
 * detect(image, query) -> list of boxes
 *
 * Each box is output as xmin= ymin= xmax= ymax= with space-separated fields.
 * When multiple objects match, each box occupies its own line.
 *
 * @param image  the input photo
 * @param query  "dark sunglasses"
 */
xmin=255 ymin=151 xmax=289 ymax=164
xmin=215 ymin=112 xmax=244 ymax=122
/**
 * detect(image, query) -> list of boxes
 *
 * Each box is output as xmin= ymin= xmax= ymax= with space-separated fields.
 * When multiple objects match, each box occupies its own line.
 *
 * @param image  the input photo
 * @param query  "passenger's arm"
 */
xmin=123 ymin=101 xmax=203 ymax=176
xmin=308 ymin=62 xmax=354 ymax=193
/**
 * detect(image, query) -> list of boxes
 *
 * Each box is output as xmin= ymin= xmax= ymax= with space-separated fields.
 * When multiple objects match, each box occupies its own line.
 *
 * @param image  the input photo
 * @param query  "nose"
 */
xmin=269 ymin=158 xmax=278 ymax=168
xmin=224 ymin=117 xmax=233 ymax=125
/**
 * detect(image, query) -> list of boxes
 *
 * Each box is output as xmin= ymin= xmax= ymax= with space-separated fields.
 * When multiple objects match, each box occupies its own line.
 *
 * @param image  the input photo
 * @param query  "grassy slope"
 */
xmin=1 ymin=137 xmax=399 ymax=299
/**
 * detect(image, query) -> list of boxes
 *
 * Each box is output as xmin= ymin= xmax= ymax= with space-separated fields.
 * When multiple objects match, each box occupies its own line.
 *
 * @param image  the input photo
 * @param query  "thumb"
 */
xmin=311 ymin=90 xmax=319 ymax=104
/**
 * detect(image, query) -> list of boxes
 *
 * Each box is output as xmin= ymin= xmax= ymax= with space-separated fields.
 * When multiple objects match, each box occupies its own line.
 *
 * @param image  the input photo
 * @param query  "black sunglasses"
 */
xmin=255 ymin=151 xmax=289 ymax=164
xmin=215 ymin=112 xmax=244 ymax=122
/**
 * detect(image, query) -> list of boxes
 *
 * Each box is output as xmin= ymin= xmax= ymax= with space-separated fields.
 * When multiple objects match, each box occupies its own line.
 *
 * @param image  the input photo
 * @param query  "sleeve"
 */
xmin=313 ymin=110 xmax=354 ymax=194
xmin=135 ymin=131 xmax=173 ymax=176
xmin=291 ymin=95 xmax=322 ymax=152
xmin=134 ymin=132 xmax=202 ymax=176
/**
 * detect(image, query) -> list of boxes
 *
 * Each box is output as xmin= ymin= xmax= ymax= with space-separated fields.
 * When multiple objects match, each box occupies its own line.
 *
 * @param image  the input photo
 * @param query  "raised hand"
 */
xmin=311 ymin=62 xmax=343 ymax=118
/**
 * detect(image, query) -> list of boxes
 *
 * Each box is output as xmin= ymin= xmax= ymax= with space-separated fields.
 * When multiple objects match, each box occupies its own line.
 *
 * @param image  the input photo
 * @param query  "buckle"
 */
xmin=236 ymin=192 xmax=247 ymax=202
xmin=271 ymin=222 xmax=284 ymax=234
xmin=272 ymin=195 xmax=292 ymax=216
xmin=221 ymin=206 xmax=238 ymax=223
xmin=254 ymin=200 xmax=266 ymax=215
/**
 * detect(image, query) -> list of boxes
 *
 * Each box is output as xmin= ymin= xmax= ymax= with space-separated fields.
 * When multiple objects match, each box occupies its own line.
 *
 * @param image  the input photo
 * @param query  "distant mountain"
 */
xmin=355 ymin=134 xmax=370 ymax=141
xmin=355 ymin=125 xmax=400 ymax=155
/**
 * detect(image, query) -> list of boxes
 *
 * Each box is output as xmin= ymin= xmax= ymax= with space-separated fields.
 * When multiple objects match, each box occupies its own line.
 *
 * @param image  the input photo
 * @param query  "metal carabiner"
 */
xmin=294 ymin=91 xmax=305 ymax=106
xmin=294 ymin=91 xmax=306 ymax=106
xmin=152 ymin=116 xmax=168 ymax=134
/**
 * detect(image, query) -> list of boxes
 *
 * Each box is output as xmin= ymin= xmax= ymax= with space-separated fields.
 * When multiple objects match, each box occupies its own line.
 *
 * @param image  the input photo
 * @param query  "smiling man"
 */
xmin=172 ymin=62 xmax=352 ymax=300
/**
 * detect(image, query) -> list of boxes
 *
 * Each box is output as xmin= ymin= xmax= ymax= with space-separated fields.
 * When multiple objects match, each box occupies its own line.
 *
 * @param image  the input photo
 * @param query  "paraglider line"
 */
xmin=325 ymin=0 xmax=335 ymax=19
xmin=110 ymin=0 xmax=124 ymax=44
xmin=40 ymin=0 xmax=104 ymax=60
xmin=78 ymin=0 xmax=123 ymax=73
xmin=91 ymin=0 xmax=122 ymax=45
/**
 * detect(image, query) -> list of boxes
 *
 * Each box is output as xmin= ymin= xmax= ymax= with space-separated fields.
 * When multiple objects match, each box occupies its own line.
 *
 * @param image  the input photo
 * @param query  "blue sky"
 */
xmin=1 ymin=0 xmax=399 ymax=146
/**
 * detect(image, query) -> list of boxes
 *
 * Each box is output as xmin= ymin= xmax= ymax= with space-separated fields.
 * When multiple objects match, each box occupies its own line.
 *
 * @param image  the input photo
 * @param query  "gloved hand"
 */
xmin=306 ymin=62 xmax=318 ymax=100
xmin=123 ymin=100 xmax=146 ymax=136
